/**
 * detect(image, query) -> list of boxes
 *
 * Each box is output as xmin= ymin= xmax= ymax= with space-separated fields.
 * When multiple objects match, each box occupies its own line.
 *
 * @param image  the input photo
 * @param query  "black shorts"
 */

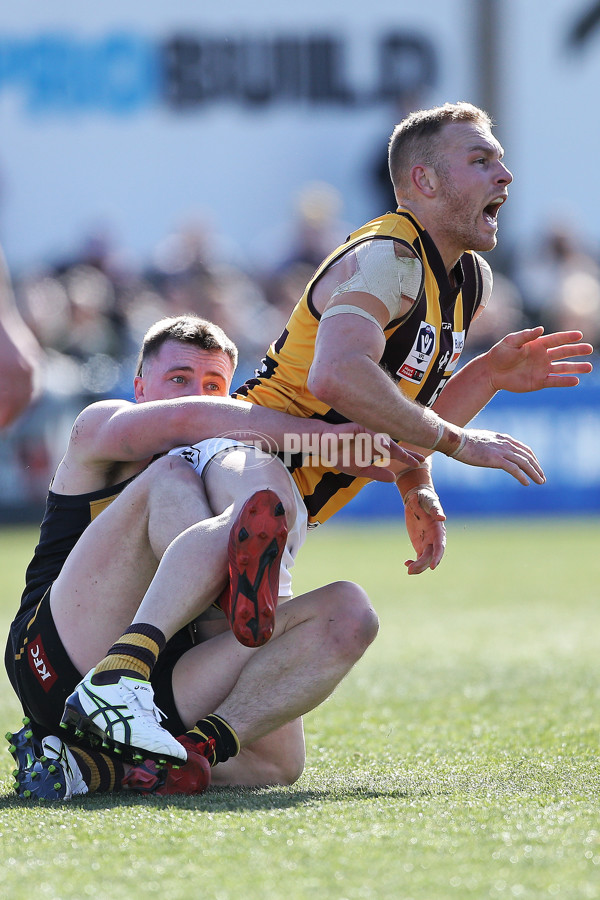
xmin=5 ymin=587 xmax=192 ymax=738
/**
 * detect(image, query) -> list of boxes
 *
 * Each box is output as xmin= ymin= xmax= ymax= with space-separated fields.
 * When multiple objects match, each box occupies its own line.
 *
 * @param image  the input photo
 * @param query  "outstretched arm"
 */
xmin=433 ymin=328 xmax=593 ymax=427
xmin=70 ymin=395 xmax=423 ymax=477
xmin=396 ymin=326 xmax=594 ymax=571
xmin=308 ymin=300 xmax=546 ymax=486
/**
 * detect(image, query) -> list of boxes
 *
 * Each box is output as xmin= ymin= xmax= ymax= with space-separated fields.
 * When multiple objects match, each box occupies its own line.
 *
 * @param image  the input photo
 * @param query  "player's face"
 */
xmin=433 ymin=121 xmax=512 ymax=256
xmin=134 ymin=340 xmax=234 ymax=402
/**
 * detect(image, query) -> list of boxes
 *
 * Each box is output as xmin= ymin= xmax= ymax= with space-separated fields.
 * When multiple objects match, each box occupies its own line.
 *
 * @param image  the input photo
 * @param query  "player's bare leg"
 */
xmin=50 ymin=455 xmax=231 ymax=675
xmin=128 ymin=448 xmax=298 ymax=642
xmin=59 ymin=448 xmax=301 ymax=764
xmin=210 ymin=719 xmax=306 ymax=787
xmin=171 ymin=580 xmax=379 ymax=785
xmin=54 ymin=447 xmax=298 ymax=667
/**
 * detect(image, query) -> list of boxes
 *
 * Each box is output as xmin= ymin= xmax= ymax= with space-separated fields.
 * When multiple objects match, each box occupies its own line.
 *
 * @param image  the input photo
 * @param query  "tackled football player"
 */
xmin=46 ymin=102 xmax=593 ymax=793
xmin=8 ymin=102 xmax=593 ymax=798
xmin=5 ymin=314 xmax=417 ymax=798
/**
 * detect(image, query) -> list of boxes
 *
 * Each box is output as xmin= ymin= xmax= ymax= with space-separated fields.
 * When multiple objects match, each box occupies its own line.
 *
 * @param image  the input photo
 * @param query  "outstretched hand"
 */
xmin=455 ymin=429 xmax=545 ymax=486
xmin=487 ymin=327 xmax=593 ymax=393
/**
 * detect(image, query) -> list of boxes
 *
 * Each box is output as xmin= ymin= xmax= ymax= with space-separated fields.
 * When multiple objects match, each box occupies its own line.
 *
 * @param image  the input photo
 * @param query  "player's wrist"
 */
xmin=402 ymin=484 xmax=439 ymax=505
xmin=396 ymin=464 xmax=432 ymax=503
xmin=475 ymin=346 xmax=503 ymax=395
xmin=431 ymin=422 xmax=468 ymax=458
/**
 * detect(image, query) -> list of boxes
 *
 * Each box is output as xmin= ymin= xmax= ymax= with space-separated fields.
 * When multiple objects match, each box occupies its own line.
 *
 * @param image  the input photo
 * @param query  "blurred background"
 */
xmin=1 ymin=0 xmax=599 ymax=521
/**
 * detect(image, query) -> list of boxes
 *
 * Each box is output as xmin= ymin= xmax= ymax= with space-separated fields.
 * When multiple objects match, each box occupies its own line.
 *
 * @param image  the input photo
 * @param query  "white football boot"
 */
xmin=60 ymin=670 xmax=187 ymax=766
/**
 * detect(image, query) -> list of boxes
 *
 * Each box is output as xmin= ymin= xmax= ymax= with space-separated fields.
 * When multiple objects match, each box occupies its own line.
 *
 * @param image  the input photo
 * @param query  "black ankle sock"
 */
xmin=186 ymin=714 xmax=240 ymax=766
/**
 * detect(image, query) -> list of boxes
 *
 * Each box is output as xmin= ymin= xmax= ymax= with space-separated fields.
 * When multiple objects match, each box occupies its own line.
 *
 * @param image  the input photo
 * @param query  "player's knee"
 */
xmin=148 ymin=453 xmax=202 ymax=486
xmin=324 ymin=581 xmax=379 ymax=658
xmin=127 ymin=454 xmax=191 ymax=496
xmin=138 ymin=455 xmax=210 ymax=509
xmin=222 ymin=451 xmax=298 ymax=530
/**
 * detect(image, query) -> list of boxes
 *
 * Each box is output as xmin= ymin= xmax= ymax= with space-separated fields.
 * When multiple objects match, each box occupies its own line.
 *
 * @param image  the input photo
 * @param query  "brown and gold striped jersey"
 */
xmin=235 ymin=209 xmax=488 ymax=525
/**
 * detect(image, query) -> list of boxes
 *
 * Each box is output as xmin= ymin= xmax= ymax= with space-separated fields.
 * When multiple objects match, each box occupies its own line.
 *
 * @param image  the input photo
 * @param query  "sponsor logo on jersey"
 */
xmin=436 ymin=331 xmax=465 ymax=376
xmin=398 ymin=363 xmax=424 ymax=382
xmin=27 ymin=634 xmax=58 ymax=692
xmin=449 ymin=331 xmax=465 ymax=370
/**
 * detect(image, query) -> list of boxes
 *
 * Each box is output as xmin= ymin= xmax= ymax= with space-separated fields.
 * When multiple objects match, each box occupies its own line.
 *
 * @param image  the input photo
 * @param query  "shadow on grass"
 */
xmin=0 ymin=781 xmax=433 ymax=812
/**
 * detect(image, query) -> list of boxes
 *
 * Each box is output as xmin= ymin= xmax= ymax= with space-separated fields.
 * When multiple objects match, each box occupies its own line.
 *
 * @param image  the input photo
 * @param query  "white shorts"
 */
xmin=168 ymin=438 xmax=307 ymax=598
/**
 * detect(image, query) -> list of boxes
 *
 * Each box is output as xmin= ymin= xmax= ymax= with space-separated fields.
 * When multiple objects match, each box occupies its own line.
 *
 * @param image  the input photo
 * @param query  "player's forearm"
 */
xmin=0 ymin=338 xmax=35 ymax=427
xmin=182 ymin=397 xmax=373 ymax=445
xmin=104 ymin=396 xmax=364 ymax=461
xmin=308 ymin=353 xmax=451 ymax=451
xmin=431 ymin=352 xmax=498 ymax=426
xmin=0 ymin=312 xmax=40 ymax=429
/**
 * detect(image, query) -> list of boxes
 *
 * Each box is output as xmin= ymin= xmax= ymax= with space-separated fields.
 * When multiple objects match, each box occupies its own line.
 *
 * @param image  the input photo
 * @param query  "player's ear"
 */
xmin=133 ymin=375 xmax=145 ymax=402
xmin=411 ymin=164 xmax=437 ymax=198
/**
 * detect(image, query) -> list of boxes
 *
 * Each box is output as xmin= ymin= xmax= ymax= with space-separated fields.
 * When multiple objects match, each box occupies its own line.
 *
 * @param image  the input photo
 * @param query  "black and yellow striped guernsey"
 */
xmin=234 ymin=209 xmax=486 ymax=525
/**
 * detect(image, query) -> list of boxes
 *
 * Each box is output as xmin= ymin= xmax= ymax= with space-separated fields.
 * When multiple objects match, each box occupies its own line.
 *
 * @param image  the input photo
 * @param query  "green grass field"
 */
xmin=1 ymin=518 xmax=600 ymax=900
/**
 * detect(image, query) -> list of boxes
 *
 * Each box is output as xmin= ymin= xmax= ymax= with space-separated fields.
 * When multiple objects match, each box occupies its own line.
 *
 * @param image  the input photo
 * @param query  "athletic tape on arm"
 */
xmin=320 ymin=305 xmax=385 ymax=336
xmin=329 ymin=240 xmax=422 ymax=320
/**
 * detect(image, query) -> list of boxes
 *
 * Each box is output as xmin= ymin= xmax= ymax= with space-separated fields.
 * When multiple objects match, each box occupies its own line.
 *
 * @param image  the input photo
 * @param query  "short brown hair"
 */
xmin=388 ymin=101 xmax=493 ymax=195
xmin=136 ymin=315 xmax=238 ymax=376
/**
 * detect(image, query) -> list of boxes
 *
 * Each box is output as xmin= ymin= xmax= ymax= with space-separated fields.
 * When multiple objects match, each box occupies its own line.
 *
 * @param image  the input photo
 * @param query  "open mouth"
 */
xmin=483 ymin=198 xmax=504 ymax=227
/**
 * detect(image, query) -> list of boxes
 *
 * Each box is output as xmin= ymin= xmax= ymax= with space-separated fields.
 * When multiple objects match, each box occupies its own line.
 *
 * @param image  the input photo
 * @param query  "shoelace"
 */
xmin=122 ymin=686 xmax=167 ymax=725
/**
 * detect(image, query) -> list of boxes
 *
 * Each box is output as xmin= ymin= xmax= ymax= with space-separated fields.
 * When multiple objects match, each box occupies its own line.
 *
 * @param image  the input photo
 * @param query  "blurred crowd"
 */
xmin=2 ymin=180 xmax=600 ymax=514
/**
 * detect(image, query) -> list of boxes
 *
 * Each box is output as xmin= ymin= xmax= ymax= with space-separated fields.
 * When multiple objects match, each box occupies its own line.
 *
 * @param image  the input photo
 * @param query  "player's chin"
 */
xmin=476 ymin=219 xmax=499 ymax=251
xmin=473 ymin=231 xmax=498 ymax=253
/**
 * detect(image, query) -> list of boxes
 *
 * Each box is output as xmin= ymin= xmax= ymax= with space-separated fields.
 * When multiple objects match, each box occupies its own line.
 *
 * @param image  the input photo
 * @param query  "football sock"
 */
xmin=69 ymin=745 xmax=126 ymax=793
xmin=185 ymin=714 xmax=241 ymax=767
xmin=90 ymin=624 xmax=166 ymax=686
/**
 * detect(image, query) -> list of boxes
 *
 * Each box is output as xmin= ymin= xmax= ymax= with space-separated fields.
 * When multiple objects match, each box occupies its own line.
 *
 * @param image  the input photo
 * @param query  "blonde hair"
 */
xmin=388 ymin=101 xmax=493 ymax=194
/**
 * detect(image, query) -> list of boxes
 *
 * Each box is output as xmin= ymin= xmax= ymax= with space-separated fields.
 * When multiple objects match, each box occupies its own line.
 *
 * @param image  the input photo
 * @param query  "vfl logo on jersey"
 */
xmin=396 ymin=322 xmax=436 ymax=384
xmin=27 ymin=634 xmax=57 ymax=692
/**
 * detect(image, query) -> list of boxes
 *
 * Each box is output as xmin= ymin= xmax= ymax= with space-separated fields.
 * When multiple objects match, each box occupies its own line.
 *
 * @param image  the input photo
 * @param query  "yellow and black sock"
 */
xmin=70 ymin=745 xmax=126 ymax=793
xmin=186 ymin=714 xmax=240 ymax=767
xmin=90 ymin=623 xmax=166 ymax=686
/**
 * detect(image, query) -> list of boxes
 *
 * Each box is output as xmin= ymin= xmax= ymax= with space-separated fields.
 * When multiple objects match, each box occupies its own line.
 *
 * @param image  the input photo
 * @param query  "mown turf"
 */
xmin=1 ymin=519 xmax=599 ymax=900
